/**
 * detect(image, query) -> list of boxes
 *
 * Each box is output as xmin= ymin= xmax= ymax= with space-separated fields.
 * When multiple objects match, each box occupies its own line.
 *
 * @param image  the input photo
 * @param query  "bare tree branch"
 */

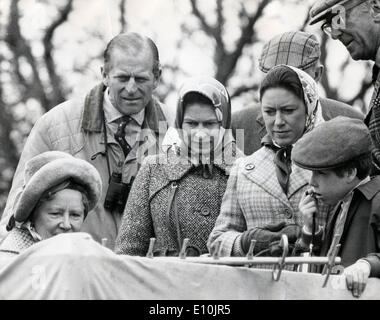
xmin=189 ymin=0 xmax=216 ymax=38
xmin=6 ymin=0 xmax=50 ymax=109
xmin=346 ymin=79 xmax=372 ymax=108
xmin=299 ymin=4 xmax=312 ymax=31
xmin=119 ymin=0 xmax=127 ymax=32
xmin=215 ymin=0 xmax=273 ymax=83
xmin=43 ymin=0 xmax=73 ymax=109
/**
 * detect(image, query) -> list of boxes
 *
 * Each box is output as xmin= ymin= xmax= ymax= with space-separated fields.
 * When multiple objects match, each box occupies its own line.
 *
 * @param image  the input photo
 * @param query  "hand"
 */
xmin=299 ymin=191 xmax=318 ymax=233
xmin=240 ymin=224 xmax=284 ymax=254
xmin=344 ymin=260 xmax=371 ymax=298
xmin=280 ymin=224 xmax=301 ymax=243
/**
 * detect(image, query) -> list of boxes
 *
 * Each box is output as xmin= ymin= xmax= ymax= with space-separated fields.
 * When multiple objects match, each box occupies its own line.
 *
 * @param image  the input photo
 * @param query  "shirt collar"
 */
xmin=103 ymin=88 xmax=145 ymax=126
xmin=341 ymin=176 xmax=371 ymax=204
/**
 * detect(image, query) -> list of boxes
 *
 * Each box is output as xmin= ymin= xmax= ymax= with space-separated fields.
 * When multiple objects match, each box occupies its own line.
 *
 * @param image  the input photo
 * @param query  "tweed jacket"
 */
xmin=0 ymin=83 xmax=168 ymax=249
xmin=115 ymin=143 xmax=241 ymax=256
xmin=207 ymin=146 xmax=330 ymax=257
xmin=232 ymin=97 xmax=364 ymax=156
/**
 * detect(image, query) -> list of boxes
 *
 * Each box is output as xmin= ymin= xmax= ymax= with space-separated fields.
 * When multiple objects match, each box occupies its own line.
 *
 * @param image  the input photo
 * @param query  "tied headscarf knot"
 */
xmin=262 ymin=135 xmax=292 ymax=193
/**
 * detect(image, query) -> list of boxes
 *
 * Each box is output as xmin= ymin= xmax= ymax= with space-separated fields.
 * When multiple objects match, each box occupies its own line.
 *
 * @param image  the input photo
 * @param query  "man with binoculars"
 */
xmin=0 ymin=32 xmax=168 ymax=249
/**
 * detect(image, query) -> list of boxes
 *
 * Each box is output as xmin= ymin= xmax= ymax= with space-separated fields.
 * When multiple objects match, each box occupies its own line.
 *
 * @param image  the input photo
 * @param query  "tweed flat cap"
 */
xmin=259 ymin=31 xmax=320 ymax=73
xmin=309 ymin=0 xmax=367 ymax=25
xmin=292 ymin=116 xmax=372 ymax=170
xmin=13 ymin=151 xmax=102 ymax=222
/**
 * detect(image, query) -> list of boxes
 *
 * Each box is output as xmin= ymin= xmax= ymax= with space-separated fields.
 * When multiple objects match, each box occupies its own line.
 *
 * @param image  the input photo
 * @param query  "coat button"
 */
xmin=245 ymin=163 xmax=255 ymax=171
xmin=283 ymin=208 xmax=293 ymax=219
xmin=201 ymin=208 xmax=210 ymax=216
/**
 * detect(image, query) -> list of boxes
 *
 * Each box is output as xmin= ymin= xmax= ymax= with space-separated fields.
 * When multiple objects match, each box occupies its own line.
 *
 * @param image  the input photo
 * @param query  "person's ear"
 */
xmin=345 ymin=167 xmax=358 ymax=183
xmin=370 ymin=0 xmax=380 ymax=22
xmin=314 ymin=65 xmax=324 ymax=82
xmin=153 ymin=66 xmax=162 ymax=90
xmin=101 ymin=66 xmax=109 ymax=87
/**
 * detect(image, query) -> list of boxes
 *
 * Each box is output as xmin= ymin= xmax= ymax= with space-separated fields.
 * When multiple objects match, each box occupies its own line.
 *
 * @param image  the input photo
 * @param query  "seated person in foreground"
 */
xmin=292 ymin=117 xmax=380 ymax=298
xmin=0 ymin=151 xmax=102 ymax=256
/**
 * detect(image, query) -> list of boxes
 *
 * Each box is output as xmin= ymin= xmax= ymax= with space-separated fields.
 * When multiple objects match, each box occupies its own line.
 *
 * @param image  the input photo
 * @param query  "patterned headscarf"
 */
xmin=285 ymin=65 xmax=324 ymax=134
xmin=175 ymin=77 xmax=233 ymax=152
xmin=260 ymin=65 xmax=325 ymax=193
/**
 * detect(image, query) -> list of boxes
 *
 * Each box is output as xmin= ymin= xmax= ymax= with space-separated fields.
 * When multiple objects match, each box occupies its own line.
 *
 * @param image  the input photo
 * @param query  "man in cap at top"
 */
xmin=309 ymin=0 xmax=380 ymax=173
xmin=292 ymin=116 xmax=380 ymax=298
xmin=232 ymin=30 xmax=363 ymax=155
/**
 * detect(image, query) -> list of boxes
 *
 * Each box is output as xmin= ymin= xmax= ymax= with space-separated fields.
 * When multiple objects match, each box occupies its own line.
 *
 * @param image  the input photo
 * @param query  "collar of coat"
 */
xmin=81 ymin=83 xmax=167 ymax=133
xmin=355 ymin=175 xmax=380 ymax=200
xmin=240 ymin=146 xmax=310 ymax=207
xmin=158 ymin=142 xmax=241 ymax=181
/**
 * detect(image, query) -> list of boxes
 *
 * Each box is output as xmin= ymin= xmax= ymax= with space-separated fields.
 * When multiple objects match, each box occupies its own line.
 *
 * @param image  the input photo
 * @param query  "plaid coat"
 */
xmin=207 ymin=146 xmax=330 ymax=257
xmin=115 ymin=143 xmax=241 ymax=256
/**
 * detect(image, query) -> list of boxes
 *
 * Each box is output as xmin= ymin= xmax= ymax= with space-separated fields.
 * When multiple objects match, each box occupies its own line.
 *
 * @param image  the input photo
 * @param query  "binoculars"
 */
xmin=104 ymin=171 xmax=134 ymax=213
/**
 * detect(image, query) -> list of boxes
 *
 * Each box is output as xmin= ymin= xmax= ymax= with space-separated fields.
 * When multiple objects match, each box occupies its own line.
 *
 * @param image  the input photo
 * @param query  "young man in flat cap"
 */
xmin=231 ymin=30 xmax=363 ymax=155
xmin=309 ymin=0 xmax=380 ymax=173
xmin=292 ymin=116 xmax=380 ymax=298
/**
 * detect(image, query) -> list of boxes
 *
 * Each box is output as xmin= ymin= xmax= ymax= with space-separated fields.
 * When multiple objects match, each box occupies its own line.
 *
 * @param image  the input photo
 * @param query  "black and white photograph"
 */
xmin=0 ymin=0 xmax=379 ymax=305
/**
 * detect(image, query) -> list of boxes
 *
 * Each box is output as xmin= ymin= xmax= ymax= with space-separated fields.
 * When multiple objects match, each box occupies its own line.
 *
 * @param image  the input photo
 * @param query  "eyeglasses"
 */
xmin=320 ymin=0 xmax=365 ymax=37
xmin=321 ymin=13 xmax=345 ymax=37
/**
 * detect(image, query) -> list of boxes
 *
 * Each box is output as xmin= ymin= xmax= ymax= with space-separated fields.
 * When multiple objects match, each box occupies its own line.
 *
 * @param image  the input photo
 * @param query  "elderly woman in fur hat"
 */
xmin=115 ymin=76 xmax=242 ymax=257
xmin=0 ymin=151 xmax=102 ymax=256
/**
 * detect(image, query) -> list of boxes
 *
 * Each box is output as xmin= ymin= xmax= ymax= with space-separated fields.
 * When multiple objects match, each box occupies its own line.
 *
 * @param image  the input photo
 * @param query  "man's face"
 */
xmin=309 ymin=170 xmax=352 ymax=205
xmin=329 ymin=4 xmax=378 ymax=60
xmin=102 ymin=47 xmax=158 ymax=115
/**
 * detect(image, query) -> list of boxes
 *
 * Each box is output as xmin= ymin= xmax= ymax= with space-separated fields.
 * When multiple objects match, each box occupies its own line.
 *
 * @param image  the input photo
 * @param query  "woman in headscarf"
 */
xmin=0 ymin=151 xmax=102 ymax=257
xmin=115 ymin=76 xmax=242 ymax=257
xmin=208 ymin=65 xmax=331 ymax=257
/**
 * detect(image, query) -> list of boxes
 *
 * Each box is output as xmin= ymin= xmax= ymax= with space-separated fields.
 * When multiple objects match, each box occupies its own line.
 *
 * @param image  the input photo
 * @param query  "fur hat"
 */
xmin=13 ymin=151 xmax=102 ymax=222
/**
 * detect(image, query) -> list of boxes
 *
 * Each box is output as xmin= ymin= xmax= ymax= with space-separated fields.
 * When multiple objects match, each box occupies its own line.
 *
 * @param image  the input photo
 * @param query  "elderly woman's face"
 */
xmin=182 ymin=102 xmax=221 ymax=154
xmin=32 ymin=189 xmax=85 ymax=240
xmin=261 ymin=87 xmax=307 ymax=147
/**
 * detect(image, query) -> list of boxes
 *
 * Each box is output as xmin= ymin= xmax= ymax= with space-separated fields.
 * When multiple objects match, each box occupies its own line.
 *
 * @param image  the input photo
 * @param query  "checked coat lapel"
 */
xmin=241 ymin=147 xmax=310 ymax=208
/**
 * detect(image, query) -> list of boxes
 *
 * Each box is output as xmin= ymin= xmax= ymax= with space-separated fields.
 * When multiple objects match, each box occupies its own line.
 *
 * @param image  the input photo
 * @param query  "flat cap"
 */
xmin=259 ymin=31 xmax=320 ymax=73
xmin=309 ymin=0 xmax=367 ymax=25
xmin=292 ymin=116 xmax=372 ymax=170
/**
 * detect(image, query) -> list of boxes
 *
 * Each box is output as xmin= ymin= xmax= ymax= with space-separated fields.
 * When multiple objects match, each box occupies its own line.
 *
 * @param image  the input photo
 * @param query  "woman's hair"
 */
xmin=33 ymin=179 xmax=90 ymax=218
xmin=259 ymin=65 xmax=305 ymax=104
xmin=182 ymin=92 xmax=214 ymax=109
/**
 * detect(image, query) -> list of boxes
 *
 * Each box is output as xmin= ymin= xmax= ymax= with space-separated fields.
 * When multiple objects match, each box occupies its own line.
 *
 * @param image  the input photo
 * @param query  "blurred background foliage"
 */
xmin=0 ymin=0 xmax=373 ymax=215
